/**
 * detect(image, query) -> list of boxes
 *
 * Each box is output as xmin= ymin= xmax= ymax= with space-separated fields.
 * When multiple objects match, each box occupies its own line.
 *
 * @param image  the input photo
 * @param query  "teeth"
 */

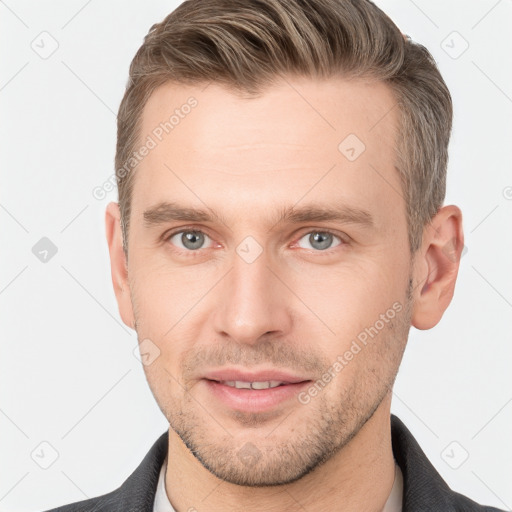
xmin=220 ymin=380 xmax=284 ymax=389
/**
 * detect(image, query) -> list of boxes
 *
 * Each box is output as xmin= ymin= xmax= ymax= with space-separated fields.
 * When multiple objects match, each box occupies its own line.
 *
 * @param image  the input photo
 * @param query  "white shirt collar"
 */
xmin=153 ymin=459 xmax=176 ymax=512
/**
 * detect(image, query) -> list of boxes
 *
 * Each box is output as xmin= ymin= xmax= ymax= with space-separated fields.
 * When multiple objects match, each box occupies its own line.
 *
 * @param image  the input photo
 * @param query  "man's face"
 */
xmin=123 ymin=77 xmax=413 ymax=485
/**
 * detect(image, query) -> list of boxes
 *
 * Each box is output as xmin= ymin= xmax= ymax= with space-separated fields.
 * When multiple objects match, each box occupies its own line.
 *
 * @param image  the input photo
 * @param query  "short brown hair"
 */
xmin=115 ymin=0 xmax=452 ymax=254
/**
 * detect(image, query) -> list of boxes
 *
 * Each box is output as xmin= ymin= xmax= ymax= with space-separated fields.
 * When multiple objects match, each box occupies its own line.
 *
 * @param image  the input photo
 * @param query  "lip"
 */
xmin=203 ymin=380 xmax=311 ymax=413
xmin=201 ymin=368 xmax=312 ymax=413
xmin=203 ymin=368 xmax=311 ymax=384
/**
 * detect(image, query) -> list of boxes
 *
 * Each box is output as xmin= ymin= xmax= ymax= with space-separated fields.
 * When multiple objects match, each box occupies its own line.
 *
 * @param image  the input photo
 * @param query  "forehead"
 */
xmin=129 ymin=77 xmax=402 ymax=228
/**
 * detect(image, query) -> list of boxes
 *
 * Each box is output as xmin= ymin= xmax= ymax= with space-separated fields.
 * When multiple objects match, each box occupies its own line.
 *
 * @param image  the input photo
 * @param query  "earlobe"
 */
xmin=105 ymin=202 xmax=135 ymax=330
xmin=411 ymin=205 xmax=464 ymax=330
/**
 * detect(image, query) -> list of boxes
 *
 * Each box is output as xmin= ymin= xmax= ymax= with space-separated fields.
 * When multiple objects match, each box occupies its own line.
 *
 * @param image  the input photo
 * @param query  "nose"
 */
xmin=212 ymin=248 xmax=293 ymax=346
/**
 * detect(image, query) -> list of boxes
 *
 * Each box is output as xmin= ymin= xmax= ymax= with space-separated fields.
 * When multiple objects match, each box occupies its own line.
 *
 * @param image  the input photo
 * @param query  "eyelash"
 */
xmin=162 ymin=226 xmax=347 ymax=255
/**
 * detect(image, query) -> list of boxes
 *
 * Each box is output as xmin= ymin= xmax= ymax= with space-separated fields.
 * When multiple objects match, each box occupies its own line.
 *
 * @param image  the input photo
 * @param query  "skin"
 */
xmin=105 ymin=77 xmax=464 ymax=512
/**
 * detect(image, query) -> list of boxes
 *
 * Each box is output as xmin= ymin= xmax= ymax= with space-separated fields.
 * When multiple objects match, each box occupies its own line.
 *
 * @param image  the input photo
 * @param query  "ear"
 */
xmin=105 ymin=202 xmax=135 ymax=330
xmin=411 ymin=205 xmax=464 ymax=330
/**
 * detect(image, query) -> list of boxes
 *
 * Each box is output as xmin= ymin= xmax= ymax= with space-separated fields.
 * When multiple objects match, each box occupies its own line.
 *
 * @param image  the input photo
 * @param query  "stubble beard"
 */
xmin=144 ymin=284 xmax=413 ymax=487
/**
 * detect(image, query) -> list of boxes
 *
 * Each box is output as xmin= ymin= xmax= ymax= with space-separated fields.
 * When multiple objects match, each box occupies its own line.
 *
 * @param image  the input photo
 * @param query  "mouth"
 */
xmin=201 ymin=372 xmax=312 ymax=413
xmin=207 ymin=379 xmax=298 ymax=390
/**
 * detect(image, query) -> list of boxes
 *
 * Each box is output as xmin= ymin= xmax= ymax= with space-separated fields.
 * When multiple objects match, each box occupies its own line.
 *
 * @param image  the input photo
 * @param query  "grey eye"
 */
xmin=169 ymin=231 xmax=211 ymax=251
xmin=297 ymin=231 xmax=342 ymax=251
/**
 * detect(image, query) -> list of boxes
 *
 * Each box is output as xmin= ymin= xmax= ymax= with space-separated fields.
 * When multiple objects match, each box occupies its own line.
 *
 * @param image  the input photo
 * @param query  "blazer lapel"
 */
xmin=111 ymin=431 xmax=168 ymax=511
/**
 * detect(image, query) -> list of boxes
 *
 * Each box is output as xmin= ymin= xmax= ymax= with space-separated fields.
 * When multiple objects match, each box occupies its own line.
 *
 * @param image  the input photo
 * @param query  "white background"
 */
xmin=1 ymin=0 xmax=511 ymax=510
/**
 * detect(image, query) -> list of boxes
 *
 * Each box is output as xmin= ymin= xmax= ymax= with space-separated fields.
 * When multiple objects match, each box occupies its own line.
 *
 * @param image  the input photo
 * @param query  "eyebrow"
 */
xmin=143 ymin=201 xmax=374 ymax=230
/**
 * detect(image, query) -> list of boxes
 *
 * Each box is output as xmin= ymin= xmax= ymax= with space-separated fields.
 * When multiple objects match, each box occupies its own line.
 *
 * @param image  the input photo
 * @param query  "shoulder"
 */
xmin=449 ymin=491 xmax=505 ymax=512
xmin=390 ymin=415 xmax=505 ymax=512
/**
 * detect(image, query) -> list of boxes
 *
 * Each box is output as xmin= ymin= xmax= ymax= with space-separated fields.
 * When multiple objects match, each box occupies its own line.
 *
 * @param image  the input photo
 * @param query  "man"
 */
xmin=44 ymin=0 xmax=504 ymax=510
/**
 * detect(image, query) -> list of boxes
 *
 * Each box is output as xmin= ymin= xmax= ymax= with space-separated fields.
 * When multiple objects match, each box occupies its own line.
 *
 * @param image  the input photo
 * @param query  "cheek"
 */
xmin=129 ymin=258 xmax=215 ymax=330
xmin=290 ymin=258 xmax=408 ymax=346
xmin=129 ymin=263 xmax=218 ymax=380
xmin=141 ymin=361 xmax=184 ymax=422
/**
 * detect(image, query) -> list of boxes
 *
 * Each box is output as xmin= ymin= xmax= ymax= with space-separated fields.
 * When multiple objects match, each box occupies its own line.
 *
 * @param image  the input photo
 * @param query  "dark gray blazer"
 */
xmin=43 ymin=415 xmax=505 ymax=511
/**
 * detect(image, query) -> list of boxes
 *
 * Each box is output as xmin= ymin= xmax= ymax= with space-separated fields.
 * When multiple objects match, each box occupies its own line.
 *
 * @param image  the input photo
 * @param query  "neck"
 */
xmin=166 ymin=394 xmax=396 ymax=512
